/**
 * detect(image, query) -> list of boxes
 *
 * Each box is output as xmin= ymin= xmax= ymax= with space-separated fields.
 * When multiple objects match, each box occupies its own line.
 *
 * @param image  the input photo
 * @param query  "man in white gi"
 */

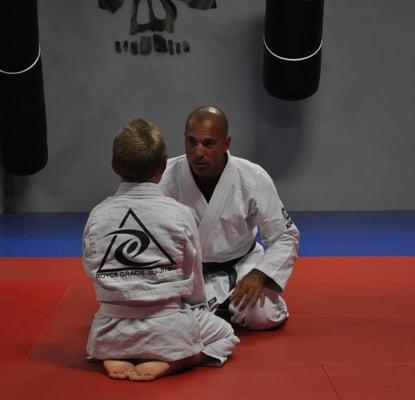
xmin=83 ymin=118 xmax=239 ymax=381
xmin=160 ymin=106 xmax=300 ymax=330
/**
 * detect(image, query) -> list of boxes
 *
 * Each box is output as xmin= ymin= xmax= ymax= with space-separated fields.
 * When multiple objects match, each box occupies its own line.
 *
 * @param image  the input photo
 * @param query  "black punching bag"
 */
xmin=0 ymin=0 xmax=48 ymax=175
xmin=263 ymin=0 xmax=324 ymax=101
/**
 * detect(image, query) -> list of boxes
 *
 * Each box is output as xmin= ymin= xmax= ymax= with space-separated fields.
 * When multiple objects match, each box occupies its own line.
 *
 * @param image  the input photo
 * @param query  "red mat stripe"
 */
xmin=1 ymin=256 xmax=415 ymax=399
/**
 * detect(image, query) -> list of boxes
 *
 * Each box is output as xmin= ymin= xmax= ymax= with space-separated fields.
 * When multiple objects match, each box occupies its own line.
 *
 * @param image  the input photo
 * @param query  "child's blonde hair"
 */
xmin=112 ymin=118 xmax=167 ymax=182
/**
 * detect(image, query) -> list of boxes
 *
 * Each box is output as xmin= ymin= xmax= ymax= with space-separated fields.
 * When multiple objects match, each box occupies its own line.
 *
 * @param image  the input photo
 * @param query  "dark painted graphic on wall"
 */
xmin=99 ymin=0 xmax=217 ymax=55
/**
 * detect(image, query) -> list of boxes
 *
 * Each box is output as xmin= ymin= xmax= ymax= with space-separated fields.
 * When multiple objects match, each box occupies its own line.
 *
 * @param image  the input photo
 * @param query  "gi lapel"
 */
xmin=198 ymin=154 xmax=237 ymax=245
xmin=179 ymin=157 xmax=208 ymax=221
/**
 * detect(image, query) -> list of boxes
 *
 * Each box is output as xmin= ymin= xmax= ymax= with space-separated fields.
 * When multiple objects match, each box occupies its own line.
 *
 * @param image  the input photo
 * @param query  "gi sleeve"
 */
xmin=81 ymin=212 xmax=104 ymax=282
xmin=251 ymin=171 xmax=300 ymax=291
xmin=181 ymin=209 xmax=207 ymax=306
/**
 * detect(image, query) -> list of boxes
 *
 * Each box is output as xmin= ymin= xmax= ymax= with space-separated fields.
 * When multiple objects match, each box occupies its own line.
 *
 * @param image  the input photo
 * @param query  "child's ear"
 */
xmin=111 ymin=156 xmax=121 ymax=177
xmin=153 ymin=159 xmax=167 ymax=183
xmin=159 ymin=158 xmax=167 ymax=175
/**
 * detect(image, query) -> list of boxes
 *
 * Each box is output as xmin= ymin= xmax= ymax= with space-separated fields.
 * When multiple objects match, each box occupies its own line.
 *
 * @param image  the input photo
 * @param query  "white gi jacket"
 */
xmin=83 ymin=182 xmax=209 ymax=361
xmin=160 ymin=153 xmax=300 ymax=304
xmin=83 ymin=182 xmax=206 ymax=306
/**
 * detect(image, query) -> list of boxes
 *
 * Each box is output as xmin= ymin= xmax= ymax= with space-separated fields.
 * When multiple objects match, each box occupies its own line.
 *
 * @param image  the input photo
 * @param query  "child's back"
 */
xmin=84 ymin=182 xmax=205 ymax=306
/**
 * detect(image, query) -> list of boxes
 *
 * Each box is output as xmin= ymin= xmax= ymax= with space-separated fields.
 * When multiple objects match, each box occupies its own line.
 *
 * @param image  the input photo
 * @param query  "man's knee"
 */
xmin=244 ymin=306 xmax=288 ymax=330
xmin=229 ymin=297 xmax=289 ymax=331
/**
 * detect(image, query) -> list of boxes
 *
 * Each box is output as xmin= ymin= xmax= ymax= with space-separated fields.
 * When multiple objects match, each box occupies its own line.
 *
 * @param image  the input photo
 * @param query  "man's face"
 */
xmin=184 ymin=119 xmax=231 ymax=179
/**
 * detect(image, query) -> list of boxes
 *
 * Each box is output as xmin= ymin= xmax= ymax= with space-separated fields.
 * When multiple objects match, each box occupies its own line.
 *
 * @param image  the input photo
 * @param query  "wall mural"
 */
xmin=99 ymin=0 xmax=217 ymax=55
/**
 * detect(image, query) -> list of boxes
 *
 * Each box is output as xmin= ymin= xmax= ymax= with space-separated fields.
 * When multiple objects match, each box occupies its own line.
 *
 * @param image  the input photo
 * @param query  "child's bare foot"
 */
xmin=103 ymin=353 xmax=213 ymax=381
xmin=131 ymin=353 xmax=213 ymax=381
xmin=103 ymin=360 xmax=136 ymax=380
xmin=131 ymin=361 xmax=171 ymax=381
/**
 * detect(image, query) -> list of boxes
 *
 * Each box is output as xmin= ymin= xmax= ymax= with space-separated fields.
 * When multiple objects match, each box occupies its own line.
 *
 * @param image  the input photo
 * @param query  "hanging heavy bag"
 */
xmin=263 ymin=0 xmax=324 ymax=101
xmin=0 ymin=0 xmax=48 ymax=175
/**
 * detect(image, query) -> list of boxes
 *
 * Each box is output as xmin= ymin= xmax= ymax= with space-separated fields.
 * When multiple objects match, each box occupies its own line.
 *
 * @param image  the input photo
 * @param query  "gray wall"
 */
xmin=3 ymin=0 xmax=415 ymax=212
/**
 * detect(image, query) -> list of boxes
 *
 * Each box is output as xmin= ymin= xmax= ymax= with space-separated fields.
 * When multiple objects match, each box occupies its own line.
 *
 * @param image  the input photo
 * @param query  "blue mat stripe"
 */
xmin=293 ymin=211 xmax=415 ymax=256
xmin=0 ymin=212 xmax=414 ymax=257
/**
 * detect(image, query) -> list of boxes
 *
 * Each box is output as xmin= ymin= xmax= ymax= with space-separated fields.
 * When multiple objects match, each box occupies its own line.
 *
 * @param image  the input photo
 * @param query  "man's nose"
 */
xmin=193 ymin=143 xmax=205 ymax=157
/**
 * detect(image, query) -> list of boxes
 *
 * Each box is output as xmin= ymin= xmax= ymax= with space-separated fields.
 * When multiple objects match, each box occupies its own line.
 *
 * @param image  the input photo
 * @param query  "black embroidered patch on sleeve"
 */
xmin=281 ymin=207 xmax=293 ymax=228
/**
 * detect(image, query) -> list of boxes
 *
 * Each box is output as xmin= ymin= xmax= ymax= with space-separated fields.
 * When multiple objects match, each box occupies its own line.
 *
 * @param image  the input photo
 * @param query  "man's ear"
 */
xmin=224 ymin=135 xmax=231 ymax=151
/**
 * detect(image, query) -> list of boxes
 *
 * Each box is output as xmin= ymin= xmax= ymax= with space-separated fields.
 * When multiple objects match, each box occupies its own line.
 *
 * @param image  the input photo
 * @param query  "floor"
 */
xmin=1 ymin=211 xmax=414 ymax=399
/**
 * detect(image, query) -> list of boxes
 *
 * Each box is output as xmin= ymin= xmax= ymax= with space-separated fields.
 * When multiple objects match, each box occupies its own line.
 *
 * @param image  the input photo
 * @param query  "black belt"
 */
xmin=202 ymin=240 xmax=256 ymax=290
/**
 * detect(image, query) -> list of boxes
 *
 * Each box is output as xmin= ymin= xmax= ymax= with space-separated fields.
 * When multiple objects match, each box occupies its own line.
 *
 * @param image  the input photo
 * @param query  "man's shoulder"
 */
xmin=231 ymin=155 xmax=262 ymax=169
xmin=165 ymin=154 xmax=186 ymax=171
xmin=160 ymin=155 xmax=186 ymax=194
xmin=230 ymin=155 xmax=272 ymax=182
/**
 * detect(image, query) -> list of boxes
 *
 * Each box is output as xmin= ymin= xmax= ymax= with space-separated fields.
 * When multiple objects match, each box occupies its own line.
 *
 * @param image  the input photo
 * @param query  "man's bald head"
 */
xmin=185 ymin=105 xmax=229 ymax=138
xmin=184 ymin=105 xmax=231 ymax=182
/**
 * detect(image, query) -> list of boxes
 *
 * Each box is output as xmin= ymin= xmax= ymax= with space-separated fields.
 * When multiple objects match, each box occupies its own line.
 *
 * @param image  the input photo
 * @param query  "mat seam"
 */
xmin=23 ymin=282 xmax=75 ymax=363
xmin=321 ymin=363 xmax=342 ymax=400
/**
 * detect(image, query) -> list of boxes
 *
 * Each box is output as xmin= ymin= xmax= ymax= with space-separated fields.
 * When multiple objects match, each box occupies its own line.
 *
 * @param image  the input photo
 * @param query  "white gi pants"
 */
xmin=193 ymin=306 xmax=240 ymax=365
xmin=86 ymin=302 xmax=239 ymax=365
xmin=204 ymin=247 xmax=289 ymax=331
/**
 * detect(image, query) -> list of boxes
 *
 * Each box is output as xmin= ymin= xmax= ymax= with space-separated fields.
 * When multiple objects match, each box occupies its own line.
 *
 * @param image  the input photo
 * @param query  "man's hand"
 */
xmin=230 ymin=269 xmax=268 ymax=311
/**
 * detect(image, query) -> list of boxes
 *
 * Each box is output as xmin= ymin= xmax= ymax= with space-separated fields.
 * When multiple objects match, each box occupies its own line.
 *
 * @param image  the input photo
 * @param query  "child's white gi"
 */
xmin=83 ymin=182 xmax=239 ymax=364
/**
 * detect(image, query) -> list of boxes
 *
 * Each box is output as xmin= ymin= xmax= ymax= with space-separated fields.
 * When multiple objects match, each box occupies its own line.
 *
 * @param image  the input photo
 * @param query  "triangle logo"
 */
xmin=98 ymin=208 xmax=176 ymax=273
